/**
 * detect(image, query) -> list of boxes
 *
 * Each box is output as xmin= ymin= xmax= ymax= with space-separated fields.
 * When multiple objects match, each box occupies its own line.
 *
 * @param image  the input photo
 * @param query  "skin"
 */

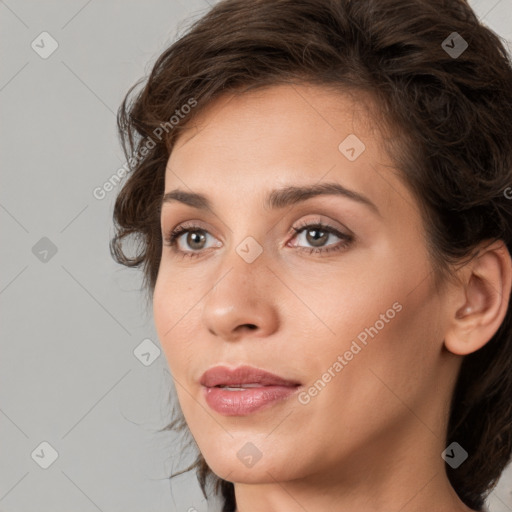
xmin=152 ymin=83 xmax=511 ymax=511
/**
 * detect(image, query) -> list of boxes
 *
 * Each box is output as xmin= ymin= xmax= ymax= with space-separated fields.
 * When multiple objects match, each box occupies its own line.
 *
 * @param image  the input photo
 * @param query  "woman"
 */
xmin=110 ymin=0 xmax=512 ymax=510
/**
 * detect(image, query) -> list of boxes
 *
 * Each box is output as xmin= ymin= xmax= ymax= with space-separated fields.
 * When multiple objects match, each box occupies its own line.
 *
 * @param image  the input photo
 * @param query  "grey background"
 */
xmin=1 ymin=0 xmax=511 ymax=511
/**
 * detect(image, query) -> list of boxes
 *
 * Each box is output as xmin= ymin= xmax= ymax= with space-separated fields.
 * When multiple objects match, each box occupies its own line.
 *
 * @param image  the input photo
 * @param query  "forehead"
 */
xmin=164 ymin=83 xmax=413 ymax=219
xmin=172 ymin=83 xmax=382 ymax=157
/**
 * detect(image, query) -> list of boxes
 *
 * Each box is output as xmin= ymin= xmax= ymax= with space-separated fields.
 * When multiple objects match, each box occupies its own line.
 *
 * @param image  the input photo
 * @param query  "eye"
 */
xmin=289 ymin=219 xmax=354 ymax=255
xmin=163 ymin=218 xmax=354 ymax=259
xmin=163 ymin=222 xmax=221 ymax=258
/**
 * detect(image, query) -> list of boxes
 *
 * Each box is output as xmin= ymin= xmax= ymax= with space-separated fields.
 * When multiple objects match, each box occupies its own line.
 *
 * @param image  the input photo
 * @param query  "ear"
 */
xmin=444 ymin=240 xmax=512 ymax=356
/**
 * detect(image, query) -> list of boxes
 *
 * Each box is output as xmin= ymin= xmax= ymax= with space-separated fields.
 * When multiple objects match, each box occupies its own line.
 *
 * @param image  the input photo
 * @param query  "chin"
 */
xmin=201 ymin=440 xmax=305 ymax=485
xmin=209 ymin=460 xmax=291 ymax=485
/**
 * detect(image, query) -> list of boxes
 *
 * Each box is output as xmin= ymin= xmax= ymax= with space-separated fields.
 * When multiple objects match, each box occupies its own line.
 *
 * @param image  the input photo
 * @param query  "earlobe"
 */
xmin=444 ymin=241 xmax=512 ymax=356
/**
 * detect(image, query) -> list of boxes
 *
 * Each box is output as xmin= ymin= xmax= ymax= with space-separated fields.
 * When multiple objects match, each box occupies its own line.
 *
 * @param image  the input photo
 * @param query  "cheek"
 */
xmin=314 ymin=271 xmax=442 ymax=430
xmin=294 ymin=242 xmax=440 ymax=400
xmin=285 ymin=256 xmax=416 ymax=362
xmin=152 ymin=273 xmax=193 ymax=376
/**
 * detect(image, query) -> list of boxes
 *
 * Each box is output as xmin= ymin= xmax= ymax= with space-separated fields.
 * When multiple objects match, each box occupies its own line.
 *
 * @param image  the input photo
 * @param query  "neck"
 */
xmin=233 ymin=468 xmax=474 ymax=512
xmin=232 ymin=421 xmax=476 ymax=512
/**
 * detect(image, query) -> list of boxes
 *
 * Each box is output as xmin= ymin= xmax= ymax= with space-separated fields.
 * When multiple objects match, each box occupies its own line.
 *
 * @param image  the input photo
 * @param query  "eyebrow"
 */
xmin=161 ymin=182 xmax=379 ymax=215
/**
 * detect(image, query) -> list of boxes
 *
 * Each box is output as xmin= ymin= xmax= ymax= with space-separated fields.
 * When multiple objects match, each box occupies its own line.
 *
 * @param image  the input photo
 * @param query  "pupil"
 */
xmin=188 ymin=231 xmax=205 ymax=249
xmin=307 ymin=229 xmax=327 ymax=247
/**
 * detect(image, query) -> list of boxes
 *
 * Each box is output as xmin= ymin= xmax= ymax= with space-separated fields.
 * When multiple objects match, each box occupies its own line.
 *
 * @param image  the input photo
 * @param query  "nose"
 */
xmin=201 ymin=249 xmax=280 ymax=342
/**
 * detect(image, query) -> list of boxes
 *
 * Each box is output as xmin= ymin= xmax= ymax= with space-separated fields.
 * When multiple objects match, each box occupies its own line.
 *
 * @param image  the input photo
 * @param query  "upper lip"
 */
xmin=200 ymin=365 xmax=301 ymax=388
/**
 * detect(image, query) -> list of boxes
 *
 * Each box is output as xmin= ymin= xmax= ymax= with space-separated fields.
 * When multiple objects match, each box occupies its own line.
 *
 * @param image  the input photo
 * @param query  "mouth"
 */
xmin=200 ymin=365 xmax=302 ymax=416
xmin=200 ymin=364 xmax=301 ymax=388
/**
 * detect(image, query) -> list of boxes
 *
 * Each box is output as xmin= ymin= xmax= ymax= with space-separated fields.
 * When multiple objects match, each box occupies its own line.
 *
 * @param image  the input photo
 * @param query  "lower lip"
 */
xmin=203 ymin=385 xmax=299 ymax=416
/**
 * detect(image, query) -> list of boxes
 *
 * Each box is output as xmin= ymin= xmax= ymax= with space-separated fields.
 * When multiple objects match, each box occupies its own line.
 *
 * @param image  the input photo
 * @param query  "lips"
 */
xmin=200 ymin=365 xmax=302 ymax=416
xmin=200 ymin=365 xmax=301 ymax=388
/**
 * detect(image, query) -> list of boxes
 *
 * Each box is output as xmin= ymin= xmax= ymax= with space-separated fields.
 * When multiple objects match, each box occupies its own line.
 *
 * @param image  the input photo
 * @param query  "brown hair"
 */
xmin=110 ymin=0 xmax=512 ymax=510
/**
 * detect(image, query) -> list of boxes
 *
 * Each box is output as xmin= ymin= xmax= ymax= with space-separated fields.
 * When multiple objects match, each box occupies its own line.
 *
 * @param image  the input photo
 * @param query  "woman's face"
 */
xmin=153 ymin=84 xmax=455 ymax=488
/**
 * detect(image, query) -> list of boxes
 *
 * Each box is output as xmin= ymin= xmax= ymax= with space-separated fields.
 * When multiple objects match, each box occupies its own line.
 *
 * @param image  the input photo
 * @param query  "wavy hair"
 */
xmin=110 ymin=1 xmax=512 ymax=510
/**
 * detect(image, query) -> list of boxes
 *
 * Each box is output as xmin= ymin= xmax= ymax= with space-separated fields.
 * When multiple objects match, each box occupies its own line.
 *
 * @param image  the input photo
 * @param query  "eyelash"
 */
xmin=163 ymin=219 xmax=354 ymax=259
